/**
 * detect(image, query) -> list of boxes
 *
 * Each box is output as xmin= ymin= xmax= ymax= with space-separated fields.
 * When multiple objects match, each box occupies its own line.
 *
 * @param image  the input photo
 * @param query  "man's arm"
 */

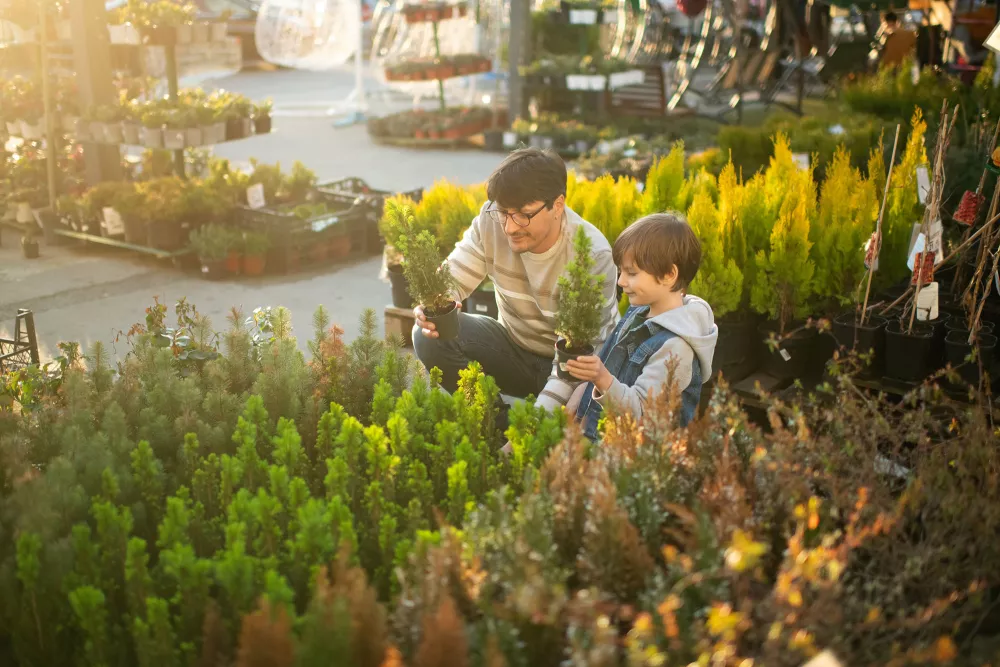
xmin=534 ymin=248 xmax=619 ymax=412
xmin=445 ymin=205 xmax=489 ymax=302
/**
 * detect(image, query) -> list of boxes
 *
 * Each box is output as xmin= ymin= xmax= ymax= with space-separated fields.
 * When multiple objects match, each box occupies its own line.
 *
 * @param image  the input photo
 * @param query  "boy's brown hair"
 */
xmin=612 ymin=212 xmax=701 ymax=292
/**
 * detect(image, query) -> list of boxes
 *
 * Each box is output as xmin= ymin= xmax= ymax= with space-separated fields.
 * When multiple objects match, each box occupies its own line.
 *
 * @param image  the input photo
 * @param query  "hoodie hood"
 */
xmin=646 ymin=295 xmax=718 ymax=383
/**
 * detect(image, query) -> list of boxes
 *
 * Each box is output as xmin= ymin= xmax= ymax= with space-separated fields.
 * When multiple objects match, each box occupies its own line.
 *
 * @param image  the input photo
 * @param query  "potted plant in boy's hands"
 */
xmin=554 ymin=226 xmax=606 ymax=379
xmin=388 ymin=201 xmax=461 ymax=339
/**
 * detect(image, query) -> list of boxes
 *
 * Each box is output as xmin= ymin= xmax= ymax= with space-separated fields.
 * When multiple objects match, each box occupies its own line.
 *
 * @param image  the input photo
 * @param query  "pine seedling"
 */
xmin=555 ymin=227 xmax=606 ymax=352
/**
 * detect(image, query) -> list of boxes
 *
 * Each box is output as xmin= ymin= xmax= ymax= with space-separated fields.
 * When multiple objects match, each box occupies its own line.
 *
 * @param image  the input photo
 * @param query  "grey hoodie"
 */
xmin=593 ymin=294 xmax=718 ymax=420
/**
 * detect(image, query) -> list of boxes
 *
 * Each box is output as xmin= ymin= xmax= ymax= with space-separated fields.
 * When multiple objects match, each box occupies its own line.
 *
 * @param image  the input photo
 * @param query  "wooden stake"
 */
xmin=859 ymin=125 xmax=901 ymax=327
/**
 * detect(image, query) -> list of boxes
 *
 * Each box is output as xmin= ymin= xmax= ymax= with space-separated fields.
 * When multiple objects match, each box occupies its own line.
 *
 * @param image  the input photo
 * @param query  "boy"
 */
xmin=565 ymin=213 xmax=717 ymax=440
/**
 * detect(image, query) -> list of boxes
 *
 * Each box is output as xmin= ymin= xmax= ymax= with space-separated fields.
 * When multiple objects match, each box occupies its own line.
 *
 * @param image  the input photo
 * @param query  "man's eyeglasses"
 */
xmin=484 ymin=201 xmax=550 ymax=228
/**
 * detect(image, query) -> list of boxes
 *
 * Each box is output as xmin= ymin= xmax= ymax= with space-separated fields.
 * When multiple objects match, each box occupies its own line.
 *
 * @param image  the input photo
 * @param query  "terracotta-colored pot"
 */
xmin=242 ymin=254 xmax=266 ymax=276
xmin=226 ymin=250 xmax=241 ymax=274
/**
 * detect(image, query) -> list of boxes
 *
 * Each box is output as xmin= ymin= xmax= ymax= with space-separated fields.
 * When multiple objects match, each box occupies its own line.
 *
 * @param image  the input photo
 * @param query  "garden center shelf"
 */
xmin=50 ymin=228 xmax=192 ymax=262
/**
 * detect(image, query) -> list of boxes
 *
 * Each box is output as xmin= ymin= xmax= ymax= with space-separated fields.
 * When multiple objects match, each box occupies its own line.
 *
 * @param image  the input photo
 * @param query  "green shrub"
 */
xmin=555 ymin=226 xmax=606 ymax=351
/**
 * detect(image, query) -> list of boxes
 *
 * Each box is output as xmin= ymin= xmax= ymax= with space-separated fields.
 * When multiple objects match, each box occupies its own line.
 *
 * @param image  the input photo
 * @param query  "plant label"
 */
xmin=566 ymin=75 xmax=590 ymax=90
xmin=502 ymin=131 xmax=517 ymax=148
xmin=247 ymin=183 xmax=266 ymax=210
xmin=906 ymin=232 xmax=925 ymax=271
xmin=475 ymin=304 xmax=489 ymax=313
xmin=792 ymin=153 xmax=810 ymax=171
xmin=984 ymin=20 xmax=1000 ymax=54
xmin=586 ymin=75 xmax=607 ymax=91
xmin=102 ymin=207 xmax=124 ymax=236
xmin=609 ymin=70 xmax=645 ymax=88
xmin=915 ymin=282 xmax=938 ymax=321
xmin=864 ymin=232 xmax=880 ymax=271
xmin=779 ymin=348 xmax=792 ymax=362
xmin=602 ymin=8 xmax=618 ymax=23
xmin=916 ymin=165 xmax=931 ymax=204
xmin=828 ymin=124 xmax=845 ymax=135
xmin=635 ymin=182 xmax=645 ymax=193
xmin=596 ymin=140 xmax=611 ymax=155
xmin=569 ymin=8 xmax=598 ymax=23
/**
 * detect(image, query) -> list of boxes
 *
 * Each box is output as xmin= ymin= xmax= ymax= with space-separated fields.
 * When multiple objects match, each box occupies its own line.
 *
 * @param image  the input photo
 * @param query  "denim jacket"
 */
xmin=576 ymin=305 xmax=702 ymax=441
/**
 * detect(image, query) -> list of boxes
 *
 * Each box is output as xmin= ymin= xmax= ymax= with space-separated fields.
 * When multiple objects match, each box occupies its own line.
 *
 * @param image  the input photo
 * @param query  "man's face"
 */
xmin=490 ymin=196 xmax=565 ymax=254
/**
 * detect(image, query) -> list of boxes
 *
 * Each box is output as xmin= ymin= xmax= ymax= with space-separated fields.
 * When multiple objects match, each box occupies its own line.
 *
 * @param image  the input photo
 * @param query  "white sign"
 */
xmin=915 ymin=282 xmax=939 ymax=321
xmin=927 ymin=218 xmax=943 ymax=265
xmin=566 ymin=74 xmax=591 ymax=90
xmin=102 ymin=207 xmax=124 ymax=236
xmin=609 ymin=70 xmax=645 ymax=89
xmin=907 ymin=232 xmax=926 ymax=271
xmin=985 ymin=21 xmax=1000 ymax=55
xmin=502 ymin=131 xmax=517 ymax=148
xmin=310 ymin=215 xmax=340 ymax=233
xmin=602 ymin=8 xmax=618 ymax=23
xmin=916 ymin=165 xmax=931 ymax=204
xmin=779 ymin=348 xmax=792 ymax=362
xmin=569 ymin=8 xmax=598 ymax=23
xmin=247 ymin=183 xmax=266 ymax=209
xmin=792 ymin=153 xmax=810 ymax=171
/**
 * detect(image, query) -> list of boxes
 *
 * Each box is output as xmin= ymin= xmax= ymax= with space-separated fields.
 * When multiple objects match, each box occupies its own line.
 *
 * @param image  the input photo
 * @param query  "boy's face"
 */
xmin=617 ymin=253 xmax=678 ymax=306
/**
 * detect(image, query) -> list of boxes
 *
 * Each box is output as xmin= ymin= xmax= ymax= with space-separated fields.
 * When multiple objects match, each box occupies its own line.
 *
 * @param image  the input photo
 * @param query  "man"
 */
xmin=412 ymin=147 xmax=619 ymax=421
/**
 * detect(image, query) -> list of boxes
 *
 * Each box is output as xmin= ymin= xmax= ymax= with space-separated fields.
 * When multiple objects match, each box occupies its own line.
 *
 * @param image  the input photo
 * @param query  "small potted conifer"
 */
xmin=554 ymin=226 xmax=606 ymax=379
xmin=242 ymin=231 xmax=270 ymax=276
xmin=386 ymin=200 xmax=460 ymax=339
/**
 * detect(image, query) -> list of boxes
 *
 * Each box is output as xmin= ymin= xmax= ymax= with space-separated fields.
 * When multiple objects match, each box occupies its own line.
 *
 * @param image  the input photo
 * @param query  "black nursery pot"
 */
xmin=225 ymin=116 xmax=244 ymax=140
xmin=254 ymin=115 xmax=272 ymax=134
xmin=714 ymin=312 xmax=761 ymax=381
xmin=831 ymin=312 xmax=887 ymax=377
xmin=758 ymin=322 xmax=818 ymax=381
xmin=945 ymin=318 xmax=995 ymax=335
xmin=387 ymin=263 xmax=414 ymax=309
xmin=556 ymin=338 xmax=594 ymax=381
xmin=885 ymin=320 xmax=936 ymax=383
xmin=944 ymin=329 xmax=997 ymax=387
xmin=464 ymin=285 xmax=499 ymax=319
xmin=425 ymin=302 xmax=460 ymax=341
xmin=200 ymin=258 xmax=228 ymax=280
xmin=21 ymin=238 xmax=39 ymax=259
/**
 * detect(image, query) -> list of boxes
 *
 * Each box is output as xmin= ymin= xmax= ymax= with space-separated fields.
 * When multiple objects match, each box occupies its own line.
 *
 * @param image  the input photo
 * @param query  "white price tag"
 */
xmin=502 ymin=131 xmax=517 ymax=148
xmin=247 ymin=183 xmax=266 ymax=209
xmin=609 ymin=70 xmax=644 ymax=88
xmin=792 ymin=153 xmax=810 ymax=171
xmin=779 ymin=348 xmax=792 ymax=362
xmin=916 ymin=165 xmax=931 ymax=204
xmin=915 ymin=282 xmax=939 ymax=321
xmin=602 ymin=8 xmax=618 ymax=22
xmin=636 ymin=182 xmax=645 ymax=193
xmin=569 ymin=8 xmax=598 ymax=23
xmin=102 ymin=207 xmax=124 ymax=236
xmin=475 ymin=304 xmax=488 ymax=313
xmin=566 ymin=75 xmax=590 ymax=90
xmin=927 ymin=218 xmax=943 ymax=265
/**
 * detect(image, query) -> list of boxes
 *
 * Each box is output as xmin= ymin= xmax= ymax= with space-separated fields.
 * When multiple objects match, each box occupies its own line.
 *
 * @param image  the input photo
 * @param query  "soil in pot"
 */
xmin=944 ymin=329 xmax=997 ymax=387
xmin=556 ymin=338 xmax=594 ymax=380
xmin=425 ymin=302 xmax=460 ymax=341
xmin=884 ymin=320 xmax=937 ymax=383
xmin=831 ymin=312 xmax=887 ymax=377
xmin=715 ymin=312 xmax=761 ymax=381
xmin=200 ymin=258 xmax=228 ymax=280
xmin=242 ymin=254 xmax=267 ymax=276
xmin=758 ymin=322 xmax=819 ymax=381
xmin=388 ymin=263 xmax=415 ymax=309
xmin=254 ymin=115 xmax=272 ymax=134
xmin=226 ymin=251 xmax=242 ymax=274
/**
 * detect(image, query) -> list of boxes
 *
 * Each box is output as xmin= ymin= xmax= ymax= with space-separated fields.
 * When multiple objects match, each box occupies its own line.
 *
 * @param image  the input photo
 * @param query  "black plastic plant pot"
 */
xmin=831 ymin=312 xmax=887 ymax=378
xmin=21 ymin=238 xmax=39 ymax=259
xmin=714 ymin=312 xmax=761 ymax=381
xmin=944 ymin=329 xmax=997 ymax=386
xmin=945 ymin=318 xmax=995 ymax=335
xmin=465 ymin=285 xmax=499 ymax=319
xmin=425 ymin=303 xmax=460 ymax=341
xmin=758 ymin=322 xmax=817 ymax=381
xmin=388 ymin=263 xmax=415 ymax=309
xmin=884 ymin=320 xmax=936 ymax=383
xmin=225 ymin=117 xmax=244 ymax=140
xmin=556 ymin=338 xmax=594 ymax=381
xmin=199 ymin=258 xmax=228 ymax=280
xmin=254 ymin=115 xmax=272 ymax=134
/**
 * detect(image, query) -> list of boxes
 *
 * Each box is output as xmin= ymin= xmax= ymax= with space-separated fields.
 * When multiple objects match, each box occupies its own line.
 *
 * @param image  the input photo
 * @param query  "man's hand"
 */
xmin=564 ymin=355 xmax=613 ymax=393
xmin=414 ymin=300 xmax=462 ymax=338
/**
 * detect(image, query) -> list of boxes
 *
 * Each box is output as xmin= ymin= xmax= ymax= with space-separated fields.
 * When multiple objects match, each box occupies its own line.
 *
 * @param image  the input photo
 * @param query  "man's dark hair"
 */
xmin=612 ymin=212 xmax=701 ymax=292
xmin=486 ymin=148 xmax=567 ymax=210
xmin=884 ymin=10 xmax=898 ymax=23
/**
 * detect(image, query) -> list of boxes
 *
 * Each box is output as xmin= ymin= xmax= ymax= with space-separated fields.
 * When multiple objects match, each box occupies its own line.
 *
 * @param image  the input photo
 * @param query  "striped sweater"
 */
xmin=447 ymin=203 xmax=620 ymax=410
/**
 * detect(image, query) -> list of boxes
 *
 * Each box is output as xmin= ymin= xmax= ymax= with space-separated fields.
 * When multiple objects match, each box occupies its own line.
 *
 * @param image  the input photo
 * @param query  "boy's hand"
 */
xmin=564 ymin=356 xmax=613 ymax=393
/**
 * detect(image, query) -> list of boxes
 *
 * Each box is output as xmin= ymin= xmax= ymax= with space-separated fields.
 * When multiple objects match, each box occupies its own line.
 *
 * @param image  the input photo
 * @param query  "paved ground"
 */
xmin=0 ymin=66 xmax=503 ymax=363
